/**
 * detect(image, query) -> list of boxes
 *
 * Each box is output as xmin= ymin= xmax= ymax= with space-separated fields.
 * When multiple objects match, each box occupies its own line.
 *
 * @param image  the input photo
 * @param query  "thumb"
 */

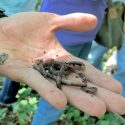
xmin=51 ymin=13 xmax=97 ymax=32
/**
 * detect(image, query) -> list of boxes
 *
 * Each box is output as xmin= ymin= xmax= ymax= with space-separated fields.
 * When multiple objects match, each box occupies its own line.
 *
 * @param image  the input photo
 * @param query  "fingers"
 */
xmin=62 ymin=86 xmax=106 ymax=117
xmin=84 ymin=61 xmax=123 ymax=94
xmin=65 ymin=56 xmax=122 ymax=94
xmin=51 ymin=13 xmax=97 ymax=32
xmin=16 ymin=68 xmax=67 ymax=109
xmin=87 ymin=82 xmax=125 ymax=115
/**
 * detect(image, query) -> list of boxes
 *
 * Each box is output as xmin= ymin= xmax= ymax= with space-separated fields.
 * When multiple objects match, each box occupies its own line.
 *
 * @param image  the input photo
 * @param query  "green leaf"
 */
xmin=29 ymin=97 xmax=38 ymax=105
xmin=0 ymin=108 xmax=7 ymax=120
xmin=66 ymin=112 xmax=74 ymax=120
xmin=82 ymin=113 xmax=90 ymax=121
xmin=73 ymin=109 xmax=80 ymax=118
xmin=97 ymin=120 xmax=109 ymax=125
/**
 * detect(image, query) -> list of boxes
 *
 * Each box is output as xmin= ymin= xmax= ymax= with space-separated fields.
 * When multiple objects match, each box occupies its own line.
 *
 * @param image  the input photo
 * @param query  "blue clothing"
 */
xmin=32 ymin=97 xmax=64 ymax=125
xmin=0 ymin=0 xmax=37 ymax=16
xmin=0 ymin=78 xmax=20 ymax=104
xmin=87 ymin=41 xmax=108 ymax=70
xmin=88 ymin=39 xmax=125 ymax=96
xmin=40 ymin=0 xmax=107 ymax=46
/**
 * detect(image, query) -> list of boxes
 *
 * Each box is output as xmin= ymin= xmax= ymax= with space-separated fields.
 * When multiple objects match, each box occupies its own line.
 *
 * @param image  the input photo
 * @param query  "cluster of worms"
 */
xmin=33 ymin=59 xmax=97 ymax=94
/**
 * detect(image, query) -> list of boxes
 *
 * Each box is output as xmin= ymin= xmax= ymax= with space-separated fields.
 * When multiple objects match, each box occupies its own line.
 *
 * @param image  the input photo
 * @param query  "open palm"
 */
xmin=0 ymin=12 xmax=125 ymax=117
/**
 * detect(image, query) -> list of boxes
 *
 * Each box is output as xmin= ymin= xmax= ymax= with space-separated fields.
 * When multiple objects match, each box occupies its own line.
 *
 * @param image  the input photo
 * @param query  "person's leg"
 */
xmin=32 ymin=42 xmax=92 ymax=125
xmin=87 ymin=41 xmax=108 ymax=70
xmin=32 ymin=97 xmax=64 ymax=125
xmin=0 ymin=77 xmax=20 ymax=106
xmin=113 ymin=40 xmax=125 ymax=96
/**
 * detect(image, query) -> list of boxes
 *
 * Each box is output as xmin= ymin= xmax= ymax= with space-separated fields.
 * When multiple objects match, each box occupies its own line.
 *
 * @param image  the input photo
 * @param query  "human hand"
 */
xmin=40 ymin=54 xmax=125 ymax=117
xmin=0 ymin=12 xmax=97 ymax=109
xmin=63 ymin=56 xmax=125 ymax=117
xmin=1 ymin=12 xmax=125 ymax=117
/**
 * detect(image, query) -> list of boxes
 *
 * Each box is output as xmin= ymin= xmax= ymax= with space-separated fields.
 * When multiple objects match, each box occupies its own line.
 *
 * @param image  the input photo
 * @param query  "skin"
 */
xmin=0 ymin=12 xmax=125 ymax=117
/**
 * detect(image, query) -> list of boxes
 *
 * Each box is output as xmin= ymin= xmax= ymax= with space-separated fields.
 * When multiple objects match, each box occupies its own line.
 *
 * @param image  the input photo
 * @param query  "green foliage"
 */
xmin=55 ymin=105 xmax=125 ymax=125
xmin=0 ymin=108 xmax=8 ymax=121
xmin=35 ymin=0 xmax=42 ymax=11
xmin=102 ymin=47 xmax=117 ymax=72
xmin=0 ymin=84 xmax=39 ymax=125
xmin=1 ymin=84 xmax=125 ymax=125
xmin=12 ymin=87 xmax=39 ymax=125
xmin=96 ymin=112 xmax=125 ymax=125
